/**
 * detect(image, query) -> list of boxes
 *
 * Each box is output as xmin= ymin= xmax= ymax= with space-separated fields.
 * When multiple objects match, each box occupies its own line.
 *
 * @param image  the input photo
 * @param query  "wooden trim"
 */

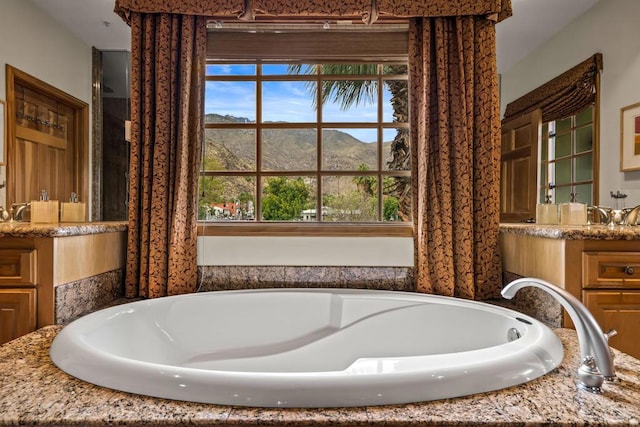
xmin=593 ymin=70 xmax=600 ymax=205
xmin=198 ymin=222 xmax=413 ymax=237
xmin=0 ymin=99 xmax=5 ymax=166
xmin=34 ymin=237 xmax=54 ymax=328
xmin=15 ymin=126 xmax=67 ymax=149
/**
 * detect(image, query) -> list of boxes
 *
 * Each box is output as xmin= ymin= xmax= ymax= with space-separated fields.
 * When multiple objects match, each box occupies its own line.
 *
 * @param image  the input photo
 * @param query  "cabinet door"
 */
xmin=583 ymin=290 xmax=640 ymax=359
xmin=500 ymin=109 xmax=541 ymax=223
xmin=0 ymin=288 xmax=37 ymax=345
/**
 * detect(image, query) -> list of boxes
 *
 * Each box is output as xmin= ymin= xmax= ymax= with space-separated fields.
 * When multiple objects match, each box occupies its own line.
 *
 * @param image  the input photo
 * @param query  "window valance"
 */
xmin=502 ymin=53 xmax=603 ymax=124
xmin=115 ymin=0 xmax=512 ymax=25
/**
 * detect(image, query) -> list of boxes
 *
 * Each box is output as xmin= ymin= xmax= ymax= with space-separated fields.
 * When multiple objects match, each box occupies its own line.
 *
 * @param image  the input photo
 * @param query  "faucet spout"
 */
xmin=10 ymin=203 xmax=30 ymax=222
xmin=622 ymin=205 xmax=640 ymax=225
xmin=501 ymin=277 xmax=615 ymax=393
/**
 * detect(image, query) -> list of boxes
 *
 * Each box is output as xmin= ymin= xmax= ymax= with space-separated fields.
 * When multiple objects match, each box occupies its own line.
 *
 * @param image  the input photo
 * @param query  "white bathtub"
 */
xmin=50 ymin=288 xmax=563 ymax=408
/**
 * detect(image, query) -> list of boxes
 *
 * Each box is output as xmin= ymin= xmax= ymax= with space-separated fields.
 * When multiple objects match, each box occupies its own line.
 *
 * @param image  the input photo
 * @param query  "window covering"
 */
xmin=502 ymin=53 xmax=603 ymax=124
xmin=206 ymin=30 xmax=408 ymax=61
xmin=115 ymin=0 xmax=512 ymax=24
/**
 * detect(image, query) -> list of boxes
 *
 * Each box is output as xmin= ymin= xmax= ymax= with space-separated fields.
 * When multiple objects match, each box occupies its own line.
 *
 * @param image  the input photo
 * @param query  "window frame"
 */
xmin=200 ymin=56 xmax=412 ymax=236
xmin=538 ymin=104 xmax=598 ymax=206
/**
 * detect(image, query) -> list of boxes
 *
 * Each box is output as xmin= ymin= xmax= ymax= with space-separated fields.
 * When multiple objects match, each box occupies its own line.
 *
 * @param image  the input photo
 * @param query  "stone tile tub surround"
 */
xmin=1 ymin=326 xmax=639 ymax=426
xmin=55 ymin=269 xmax=124 ymax=324
xmin=502 ymin=271 xmax=563 ymax=328
xmin=198 ymin=266 xmax=414 ymax=292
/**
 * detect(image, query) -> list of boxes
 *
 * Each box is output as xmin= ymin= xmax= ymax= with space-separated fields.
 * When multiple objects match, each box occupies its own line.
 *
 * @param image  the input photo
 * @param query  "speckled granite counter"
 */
xmin=500 ymin=223 xmax=640 ymax=240
xmin=0 ymin=221 xmax=127 ymax=238
xmin=1 ymin=326 xmax=639 ymax=426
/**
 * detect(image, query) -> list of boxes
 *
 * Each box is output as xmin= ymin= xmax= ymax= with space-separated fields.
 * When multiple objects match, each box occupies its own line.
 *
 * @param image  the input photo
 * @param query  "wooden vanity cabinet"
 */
xmin=0 ymin=249 xmax=37 ymax=345
xmin=501 ymin=229 xmax=640 ymax=360
xmin=582 ymin=251 xmax=640 ymax=358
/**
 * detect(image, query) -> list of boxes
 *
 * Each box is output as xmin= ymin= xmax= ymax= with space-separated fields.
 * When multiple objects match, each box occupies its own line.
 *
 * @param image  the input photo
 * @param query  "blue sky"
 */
xmin=205 ymin=64 xmax=398 ymax=143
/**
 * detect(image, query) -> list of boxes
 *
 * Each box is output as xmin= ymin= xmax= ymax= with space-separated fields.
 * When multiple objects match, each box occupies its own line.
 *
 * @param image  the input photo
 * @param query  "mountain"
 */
xmin=204 ymin=113 xmax=392 ymax=173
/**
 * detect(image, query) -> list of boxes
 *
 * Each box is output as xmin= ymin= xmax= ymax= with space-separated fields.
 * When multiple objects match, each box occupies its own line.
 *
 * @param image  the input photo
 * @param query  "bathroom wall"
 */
xmin=0 ymin=0 xmax=92 ymax=208
xmin=500 ymin=0 xmax=640 ymax=207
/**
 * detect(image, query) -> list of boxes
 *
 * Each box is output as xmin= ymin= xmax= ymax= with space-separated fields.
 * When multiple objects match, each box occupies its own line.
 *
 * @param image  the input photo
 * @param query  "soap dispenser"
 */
xmin=536 ymin=195 xmax=558 ymax=225
xmin=30 ymin=190 xmax=60 ymax=224
xmin=60 ymin=192 xmax=86 ymax=222
xmin=559 ymin=193 xmax=587 ymax=226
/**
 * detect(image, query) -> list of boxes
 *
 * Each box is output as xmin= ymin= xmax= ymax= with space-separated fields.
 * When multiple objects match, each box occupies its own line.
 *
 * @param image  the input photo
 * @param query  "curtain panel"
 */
xmin=409 ymin=17 xmax=502 ymax=299
xmin=125 ymin=13 xmax=206 ymax=298
xmin=502 ymin=53 xmax=603 ymax=124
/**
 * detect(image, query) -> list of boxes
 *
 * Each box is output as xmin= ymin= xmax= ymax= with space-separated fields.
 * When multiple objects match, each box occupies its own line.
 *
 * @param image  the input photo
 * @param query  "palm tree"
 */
xmin=289 ymin=64 xmax=411 ymax=220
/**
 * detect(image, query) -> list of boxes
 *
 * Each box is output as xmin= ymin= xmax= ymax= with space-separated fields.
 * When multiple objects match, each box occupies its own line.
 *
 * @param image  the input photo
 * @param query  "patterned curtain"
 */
xmin=125 ymin=13 xmax=206 ymax=298
xmin=409 ymin=17 xmax=502 ymax=299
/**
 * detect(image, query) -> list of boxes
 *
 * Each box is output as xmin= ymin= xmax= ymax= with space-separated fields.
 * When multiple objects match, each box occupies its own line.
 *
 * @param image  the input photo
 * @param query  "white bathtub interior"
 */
xmin=50 ymin=289 xmax=564 ymax=408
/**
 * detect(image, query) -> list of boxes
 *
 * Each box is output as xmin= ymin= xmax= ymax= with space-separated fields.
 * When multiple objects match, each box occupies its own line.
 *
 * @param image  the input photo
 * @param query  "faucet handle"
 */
xmin=603 ymin=329 xmax=618 ymax=382
xmin=578 ymin=356 xmax=604 ymax=393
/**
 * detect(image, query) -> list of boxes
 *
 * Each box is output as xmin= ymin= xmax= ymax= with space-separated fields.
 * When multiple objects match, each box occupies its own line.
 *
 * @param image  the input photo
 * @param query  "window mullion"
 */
xmin=316 ymin=65 xmax=323 ymax=222
xmin=256 ymin=64 xmax=263 ymax=221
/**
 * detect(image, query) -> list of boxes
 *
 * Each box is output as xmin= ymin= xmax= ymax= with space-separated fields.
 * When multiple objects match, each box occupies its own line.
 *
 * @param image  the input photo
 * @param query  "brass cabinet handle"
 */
xmin=624 ymin=265 xmax=635 ymax=276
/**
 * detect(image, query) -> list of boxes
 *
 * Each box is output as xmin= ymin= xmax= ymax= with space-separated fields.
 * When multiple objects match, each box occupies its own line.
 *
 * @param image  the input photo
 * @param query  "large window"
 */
xmin=539 ymin=106 xmax=595 ymax=205
xmin=199 ymin=61 xmax=410 ymax=224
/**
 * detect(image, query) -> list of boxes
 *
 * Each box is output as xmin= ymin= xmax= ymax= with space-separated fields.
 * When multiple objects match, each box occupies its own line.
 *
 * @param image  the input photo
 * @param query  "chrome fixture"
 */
xmin=622 ymin=205 xmax=640 ymax=226
xmin=11 ymin=202 xmax=30 ymax=222
xmin=584 ymin=205 xmax=640 ymax=226
xmin=0 ymin=206 xmax=9 ymax=222
xmin=587 ymin=206 xmax=610 ymax=225
xmin=502 ymin=277 xmax=616 ymax=394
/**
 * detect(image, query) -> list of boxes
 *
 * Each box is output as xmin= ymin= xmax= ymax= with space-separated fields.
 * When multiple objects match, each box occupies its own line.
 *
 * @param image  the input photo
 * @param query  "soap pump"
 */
xmin=60 ymin=191 xmax=86 ymax=222
xmin=559 ymin=192 xmax=587 ymax=226
xmin=30 ymin=189 xmax=60 ymax=223
xmin=536 ymin=195 xmax=558 ymax=225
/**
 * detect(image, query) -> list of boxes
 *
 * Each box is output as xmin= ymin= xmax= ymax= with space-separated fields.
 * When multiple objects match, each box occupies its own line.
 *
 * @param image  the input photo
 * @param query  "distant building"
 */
xmin=301 ymin=207 xmax=331 ymax=221
xmin=211 ymin=202 xmax=239 ymax=218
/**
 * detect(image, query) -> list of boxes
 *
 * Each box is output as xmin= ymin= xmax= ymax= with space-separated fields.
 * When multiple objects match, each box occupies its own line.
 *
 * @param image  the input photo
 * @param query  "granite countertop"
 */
xmin=1 ymin=326 xmax=639 ymax=426
xmin=0 ymin=221 xmax=127 ymax=238
xmin=500 ymin=223 xmax=640 ymax=240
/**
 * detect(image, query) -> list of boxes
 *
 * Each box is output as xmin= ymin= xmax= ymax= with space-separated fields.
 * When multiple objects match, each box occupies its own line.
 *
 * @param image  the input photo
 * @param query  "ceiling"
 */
xmin=31 ymin=0 xmax=599 ymax=74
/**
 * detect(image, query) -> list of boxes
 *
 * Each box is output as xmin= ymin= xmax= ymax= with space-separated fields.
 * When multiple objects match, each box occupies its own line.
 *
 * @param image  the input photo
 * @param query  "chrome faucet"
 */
xmin=587 ymin=206 xmax=610 ymax=225
xmin=622 ymin=205 xmax=640 ymax=225
xmin=502 ymin=277 xmax=616 ymax=393
xmin=11 ymin=203 xmax=30 ymax=222
xmin=0 ymin=206 xmax=9 ymax=222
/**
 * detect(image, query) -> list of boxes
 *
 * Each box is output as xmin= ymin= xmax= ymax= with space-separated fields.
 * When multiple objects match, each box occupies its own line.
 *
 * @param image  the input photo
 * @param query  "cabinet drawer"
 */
xmin=583 ymin=252 xmax=640 ymax=288
xmin=0 ymin=249 xmax=37 ymax=286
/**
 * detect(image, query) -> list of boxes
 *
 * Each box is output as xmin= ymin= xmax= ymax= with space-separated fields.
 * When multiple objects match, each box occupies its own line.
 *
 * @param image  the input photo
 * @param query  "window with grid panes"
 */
xmin=539 ymin=106 xmax=594 ymax=205
xmin=199 ymin=61 xmax=410 ymax=225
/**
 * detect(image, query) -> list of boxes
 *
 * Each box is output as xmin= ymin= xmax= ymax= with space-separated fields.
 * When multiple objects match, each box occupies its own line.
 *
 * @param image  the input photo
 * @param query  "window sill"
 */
xmin=197 ymin=222 xmax=414 ymax=237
